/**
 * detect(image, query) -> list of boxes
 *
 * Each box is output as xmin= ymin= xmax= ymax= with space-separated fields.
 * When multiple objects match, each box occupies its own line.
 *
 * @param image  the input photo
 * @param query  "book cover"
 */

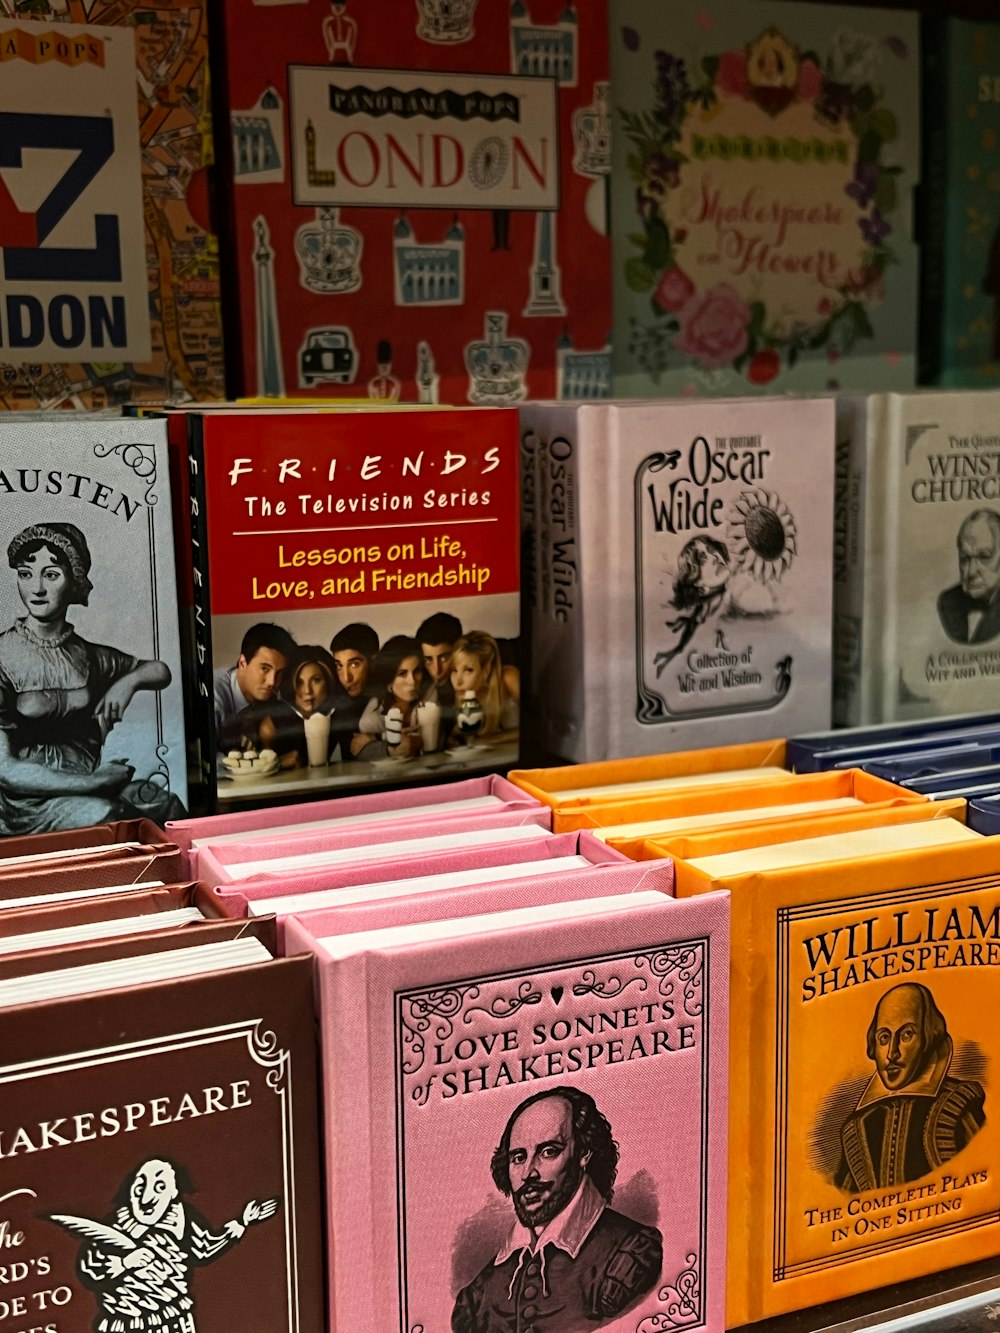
xmin=787 ymin=710 xmax=1000 ymax=773
xmin=0 ymin=5 xmax=224 ymax=409
xmin=0 ymin=842 xmax=184 ymax=902
xmin=610 ymin=0 xmax=920 ymax=398
xmin=835 ymin=391 xmax=1000 ymax=726
xmin=0 ymin=948 xmax=324 ymax=1333
xmin=0 ymin=416 xmax=187 ymax=835
xmin=674 ymin=839 xmax=1000 ymax=1324
xmin=525 ymin=397 xmax=835 ymax=763
xmin=303 ymin=888 xmax=729 ymax=1333
xmin=217 ymin=0 xmax=610 ymax=405
xmin=921 ymin=19 xmax=1000 ymax=387
xmin=183 ymin=405 xmax=521 ymax=808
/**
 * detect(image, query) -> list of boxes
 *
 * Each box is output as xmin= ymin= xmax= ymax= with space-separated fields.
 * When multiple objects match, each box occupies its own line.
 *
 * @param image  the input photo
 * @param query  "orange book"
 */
xmin=509 ymin=738 xmax=789 ymax=810
xmin=664 ymin=816 xmax=1000 ymax=1324
xmin=555 ymin=769 xmax=924 ymax=843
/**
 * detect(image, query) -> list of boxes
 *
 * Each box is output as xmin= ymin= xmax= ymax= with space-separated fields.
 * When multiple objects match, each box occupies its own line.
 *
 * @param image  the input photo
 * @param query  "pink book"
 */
xmin=196 ymin=809 xmax=552 ymax=887
xmin=169 ymin=776 xmax=542 ymax=876
xmin=276 ymin=851 xmax=673 ymax=954
xmin=300 ymin=889 xmax=729 ymax=1333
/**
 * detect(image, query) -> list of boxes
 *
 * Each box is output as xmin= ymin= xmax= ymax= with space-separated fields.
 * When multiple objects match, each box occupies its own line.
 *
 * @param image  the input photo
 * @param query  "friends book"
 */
xmin=0 ymin=415 xmax=187 ymax=835
xmin=299 ymin=888 xmax=729 ymax=1333
xmin=522 ymin=397 xmax=834 ymax=762
xmin=0 ymin=5 xmax=224 ymax=409
xmin=610 ymin=0 xmax=920 ymax=398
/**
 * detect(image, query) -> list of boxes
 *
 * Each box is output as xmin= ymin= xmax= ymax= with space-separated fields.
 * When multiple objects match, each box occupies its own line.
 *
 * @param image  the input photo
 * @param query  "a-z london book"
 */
xmin=298 ymin=888 xmax=729 ymax=1333
xmin=216 ymin=0 xmax=611 ymax=405
xmin=0 ymin=416 xmax=187 ymax=835
xmin=521 ymin=397 xmax=835 ymax=762
xmin=671 ymin=830 xmax=1000 ymax=1324
xmin=0 ymin=934 xmax=324 ymax=1333
xmin=610 ymin=0 xmax=920 ymax=398
xmin=182 ymin=405 xmax=520 ymax=809
xmin=0 ymin=6 xmax=224 ymax=409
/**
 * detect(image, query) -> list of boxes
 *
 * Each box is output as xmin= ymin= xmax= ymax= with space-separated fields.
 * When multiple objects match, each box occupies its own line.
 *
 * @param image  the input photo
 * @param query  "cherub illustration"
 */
xmin=654 ymin=535 xmax=731 ymax=676
xmin=48 ymin=1157 xmax=279 ymax=1332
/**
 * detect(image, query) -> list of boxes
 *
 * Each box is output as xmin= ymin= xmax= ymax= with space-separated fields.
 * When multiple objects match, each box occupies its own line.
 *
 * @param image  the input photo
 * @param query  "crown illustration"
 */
xmin=573 ymin=82 xmax=611 ymax=177
xmin=415 ymin=0 xmax=477 ymax=43
xmin=465 ymin=312 xmax=529 ymax=404
xmin=295 ymin=207 xmax=363 ymax=295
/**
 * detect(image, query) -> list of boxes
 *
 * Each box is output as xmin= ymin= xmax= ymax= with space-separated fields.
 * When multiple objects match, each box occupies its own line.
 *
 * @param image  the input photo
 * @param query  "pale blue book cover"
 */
xmin=611 ymin=0 xmax=920 ymax=397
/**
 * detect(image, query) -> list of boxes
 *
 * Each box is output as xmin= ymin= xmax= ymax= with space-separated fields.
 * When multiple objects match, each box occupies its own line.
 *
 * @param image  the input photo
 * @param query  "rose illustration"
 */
xmin=747 ymin=348 xmax=781 ymax=385
xmin=654 ymin=265 xmax=696 ymax=314
xmin=674 ymin=284 xmax=751 ymax=368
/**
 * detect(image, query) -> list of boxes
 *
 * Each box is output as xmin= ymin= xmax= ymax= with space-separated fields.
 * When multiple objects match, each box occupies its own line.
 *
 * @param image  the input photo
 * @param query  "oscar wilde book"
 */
xmin=0 ymin=416 xmax=187 ymax=836
xmin=523 ymin=397 xmax=834 ymax=763
xmin=0 ymin=6 xmax=224 ymax=410
xmin=184 ymin=405 xmax=521 ymax=809
xmin=302 ymin=889 xmax=729 ymax=1333
xmin=217 ymin=0 xmax=611 ymax=404
xmin=672 ymin=836 xmax=1000 ymax=1325
xmin=921 ymin=19 xmax=1000 ymax=386
xmin=0 ymin=939 xmax=323 ymax=1333
xmin=610 ymin=0 xmax=920 ymax=397
xmin=835 ymin=391 xmax=1000 ymax=727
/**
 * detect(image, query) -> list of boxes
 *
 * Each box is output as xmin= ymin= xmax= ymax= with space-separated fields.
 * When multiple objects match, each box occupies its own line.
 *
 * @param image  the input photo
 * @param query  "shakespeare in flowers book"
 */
xmin=610 ymin=0 xmax=920 ymax=397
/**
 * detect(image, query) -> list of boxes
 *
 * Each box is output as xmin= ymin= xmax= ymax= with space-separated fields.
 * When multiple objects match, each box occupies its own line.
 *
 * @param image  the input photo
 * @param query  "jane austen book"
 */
xmin=835 ymin=391 xmax=1000 ymax=726
xmin=0 ymin=939 xmax=323 ymax=1333
xmin=671 ymin=835 xmax=1000 ymax=1324
xmin=299 ymin=888 xmax=729 ymax=1333
xmin=0 ymin=6 xmax=224 ymax=409
xmin=611 ymin=0 xmax=920 ymax=397
xmin=522 ymin=397 xmax=834 ymax=762
xmin=217 ymin=0 xmax=610 ymax=405
xmin=0 ymin=416 xmax=187 ymax=835
xmin=182 ymin=405 xmax=520 ymax=809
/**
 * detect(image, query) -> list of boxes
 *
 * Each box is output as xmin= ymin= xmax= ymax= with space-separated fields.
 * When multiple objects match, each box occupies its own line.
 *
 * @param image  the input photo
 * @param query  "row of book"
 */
xmin=7 ymin=712 xmax=1000 ymax=1332
xmin=4 ymin=1 xmax=1000 ymax=410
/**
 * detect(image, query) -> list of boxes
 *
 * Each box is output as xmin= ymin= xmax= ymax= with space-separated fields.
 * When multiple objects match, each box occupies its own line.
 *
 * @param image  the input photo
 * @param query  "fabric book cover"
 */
xmin=0 ymin=415 xmax=188 ymax=836
xmin=835 ymin=391 xmax=1000 ymax=727
xmin=0 ymin=945 xmax=324 ymax=1333
xmin=217 ymin=0 xmax=611 ymax=405
xmin=787 ymin=711 xmax=1000 ymax=773
xmin=610 ymin=0 xmax=920 ymax=398
xmin=673 ymin=838 xmax=1000 ymax=1324
xmin=921 ymin=19 xmax=1000 ymax=386
xmin=180 ymin=404 xmax=521 ymax=809
xmin=523 ymin=396 xmax=834 ymax=762
xmin=0 ymin=5 xmax=224 ymax=409
xmin=301 ymin=888 xmax=729 ymax=1333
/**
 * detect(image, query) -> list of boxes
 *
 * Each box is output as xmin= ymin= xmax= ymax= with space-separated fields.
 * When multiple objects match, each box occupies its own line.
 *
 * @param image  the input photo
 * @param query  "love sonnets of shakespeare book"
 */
xmin=0 ymin=921 xmax=324 ymax=1333
xmin=178 ymin=404 xmax=521 ymax=809
xmin=296 ymin=888 xmax=729 ymax=1333
xmin=671 ymin=824 xmax=1000 ymax=1325
xmin=521 ymin=397 xmax=834 ymax=762
xmin=0 ymin=416 xmax=187 ymax=835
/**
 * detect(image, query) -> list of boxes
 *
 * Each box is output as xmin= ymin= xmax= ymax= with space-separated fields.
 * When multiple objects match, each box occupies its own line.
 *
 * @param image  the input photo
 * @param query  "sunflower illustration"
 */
xmin=728 ymin=489 xmax=797 ymax=581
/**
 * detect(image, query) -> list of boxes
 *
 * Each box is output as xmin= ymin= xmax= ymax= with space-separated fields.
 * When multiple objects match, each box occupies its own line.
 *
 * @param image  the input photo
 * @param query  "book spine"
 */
xmin=918 ymin=18 xmax=950 ymax=386
xmin=534 ymin=405 xmax=588 ymax=762
xmin=518 ymin=408 xmax=542 ymax=741
xmin=186 ymin=417 xmax=218 ymax=811
xmin=832 ymin=397 xmax=881 ymax=726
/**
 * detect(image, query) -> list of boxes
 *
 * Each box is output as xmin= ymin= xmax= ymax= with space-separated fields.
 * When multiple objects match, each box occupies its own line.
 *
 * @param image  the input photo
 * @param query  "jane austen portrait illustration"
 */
xmin=452 ymin=1087 xmax=662 ymax=1333
xmin=835 ymin=983 xmax=986 ymax=1193
xmin=0 ymin=522 xmax=174 ymax=835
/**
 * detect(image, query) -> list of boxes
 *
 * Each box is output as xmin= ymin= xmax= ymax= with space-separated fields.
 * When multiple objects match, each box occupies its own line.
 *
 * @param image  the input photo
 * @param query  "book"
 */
xmin=921 ymin=19 xmax=1000 ymax=386
xmin=0 ymin=415 xmax=188 ymax=834
xmin=522 ymin=396 xmax=835 ymax=762
xmin=177 ymin=404 xmax=521 ymax=809
xmin=610 ymin=0 xmax=920 ymax=397
xmin=215 ymin=0 xmax=611 ymax=405
xmin=787 ymin=711 xmax=1000 ymax=772
xmin=0 ymin=926 xmax=324 ymax=1332
xmin=0 ymin=842 xmax=184 ymax=903
xmin=969 ymin=796 xmax=1000 ymax=834
xmin=835 ymin=391 xmax=1000 ymax=726
xmin=671 ymin=834 xmax=1000 ymax=1324
xmin=297 ymin=887 xmax=729 ymax=1333
xmin=0 ymin=5 xmax=224 ymax=409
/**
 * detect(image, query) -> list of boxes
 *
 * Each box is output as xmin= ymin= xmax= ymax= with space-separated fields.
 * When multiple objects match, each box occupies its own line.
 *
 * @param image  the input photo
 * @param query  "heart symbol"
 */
xmin=551 ymin=986 xmax=564 ymax=1006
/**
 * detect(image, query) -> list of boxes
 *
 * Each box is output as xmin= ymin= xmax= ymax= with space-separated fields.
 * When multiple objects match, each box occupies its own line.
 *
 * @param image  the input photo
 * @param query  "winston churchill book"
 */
xmin=0 ymin=416 xmax=186 ymax=836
